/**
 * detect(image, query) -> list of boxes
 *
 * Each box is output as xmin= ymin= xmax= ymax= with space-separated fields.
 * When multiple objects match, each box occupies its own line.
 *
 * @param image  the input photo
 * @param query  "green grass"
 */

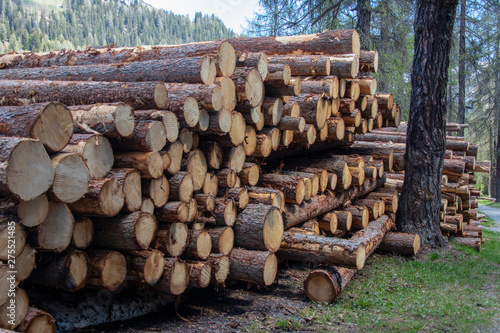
xmin=257 ymin=231 xmax=500 ymax=332
xmin=479 ymin=214 xmax=497 ymax=227
xmin=478 ymin=199 xmax=500 ymax=209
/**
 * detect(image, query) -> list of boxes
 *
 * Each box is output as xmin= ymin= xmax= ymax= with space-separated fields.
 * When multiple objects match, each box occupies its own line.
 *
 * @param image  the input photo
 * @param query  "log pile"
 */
xmin=354 ymin=123 xmax=489 ymax=251
xmin=0 ymin=29 xmax=470 ymax=329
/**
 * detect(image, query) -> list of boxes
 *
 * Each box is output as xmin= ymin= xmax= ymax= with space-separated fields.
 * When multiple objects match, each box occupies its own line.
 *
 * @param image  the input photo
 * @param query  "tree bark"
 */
xmin=356 ymin=0 xmax=372 ymax=50
xmin=0 ymin=80 xmax=168 ymax=109
xmin=397 ymin=0 xmax=459 ymax=247
xmin=228 ymin=249 xmax=277 ymax=286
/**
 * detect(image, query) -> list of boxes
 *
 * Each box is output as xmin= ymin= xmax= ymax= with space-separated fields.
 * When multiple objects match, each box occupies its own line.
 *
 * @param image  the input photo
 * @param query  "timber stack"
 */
xmin=354 ymin=122 xmax=489 ymax=251
xmin=0 ymin=28 xmax=472 ymax=329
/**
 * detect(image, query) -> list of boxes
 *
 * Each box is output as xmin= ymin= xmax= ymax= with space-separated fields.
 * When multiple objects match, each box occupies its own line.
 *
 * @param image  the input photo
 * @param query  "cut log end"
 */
xmin=18 ymin=194 xmax=49 ymax=227
xmin=304 ymin=270 xmax=339 ymax=303
xmin=154 ymin=82 xmax=168 ymax=108
xmin=31 ymin=102 xmax=74 ymax=152
xmin=263 ymin=206 xmax=285 ymax=253
xmin=134 ymin=213 xmax=158 ymax=249
xmin=144 ymin=250 xmax=166 ymax=285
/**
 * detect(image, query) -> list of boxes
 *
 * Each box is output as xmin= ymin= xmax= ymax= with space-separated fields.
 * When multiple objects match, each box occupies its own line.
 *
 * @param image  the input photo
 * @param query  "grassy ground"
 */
xmin=246 ymin=231 xmax=500 ymax=333
xmin=478 ymin=199 xmax=500 ymax=209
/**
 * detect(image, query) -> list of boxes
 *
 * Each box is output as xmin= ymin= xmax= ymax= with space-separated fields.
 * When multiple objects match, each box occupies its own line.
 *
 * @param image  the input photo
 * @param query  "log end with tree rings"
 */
xmin=72 ymin=216 xmax=94 ymax=250
xmin=15 ymin=245 xmax=36 ymax=282
xmin=79 ymin=135 xmax=114 ymax=179
xmin=97 ymin=178 xmax=125 ymax=216
xmin=245 ymin=68 xmax=265 ymax=107
xmin=182 ymin=96 xmax=200 ymax=128
xmin=218 ymin=77 xmax=237 ymax=111
xmin=30 ymin=102 xmax=74 ymax=153
xmin=263 ymin=253 xmax=278 ymax=286
xmin=168 ymin=260 xmax=189 ymax=295
xmin=142 ymin=249 xmax=165 ymax=285
xmin=162 ymin=111 xmax=180 ymax=143
xmin=197 ymin=108 xmax=210 ymax=131
xmin=200 ymin=55 xmax=217 ymax=85
xmin=0 ymin=288 xmax=29 ymax=329
xmin=154 ymin=82 xmax=168 ymax=108
xmin=229 ymin=111 xmax=246 ymax=146
xmin=263 ymin=206 xmax=284 ymax=253
xmin=257 ymin=52 xmax=269 ymax=80
xmin=34 ymin=201 xmax=74 ymax=252
xmin=91 ymin=251 xmax=127 ymax=291
xmin=134 ymin=212 xmax=159 ymax=250
xmin=196 ymin=231 xmax=213 ymax=259
xmin=51 ymin=153 xmax=90 ymax=203
xmin=306 ymin=124 xmax=317 ymax=145
xmin=226 ymin=145 xmax=246 ymax=173
xmin=18 ymin=307 xmax=56 ymax=333
xmin=112 ymin=103 xmax=135 ymax=137
xmin=189 ymin=262 xmax=212 ymax=288
xmin=217 ymin=227 xmax=234 ymax=256
xmin=304 ymin=268 xmax=340 ymax=303
xmin=141 ymin=197 xmax=155 ymax=214
xmin=240 ymin=163 xmax=260 ymax=186
xmin=210 ymin=254 xmax=229 ymax=285
xmin=243 ymin=125 xmax=257 ymax=156
xmin=217 ymin=40 xmax=236 ymax=78
xmin=17 ymin=194 xmax=49 ymax=227
xmin=2 ymin=138 xmax=55 ymax=201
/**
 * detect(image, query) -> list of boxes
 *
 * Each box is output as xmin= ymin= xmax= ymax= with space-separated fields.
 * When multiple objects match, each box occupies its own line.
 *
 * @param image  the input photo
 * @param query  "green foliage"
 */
xmin=0 ymin=0 xmax=238 ymax=53
xmin=246 ymin=0 xmax=414 ymax=119
xmin=254 ymin=232 xmax=500 ymax=332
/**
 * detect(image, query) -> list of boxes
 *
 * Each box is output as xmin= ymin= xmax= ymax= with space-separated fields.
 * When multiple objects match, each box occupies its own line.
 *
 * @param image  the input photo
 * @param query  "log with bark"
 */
xmin=0 ymin=80 xmax=168 ymax=110
xmin=70 ymin=103 xmax=135 ymax=138
xmin=278 ymin=231 xmax=366 ymax=269
xmin=0 ymin=102 xmax=74 ymax=152
xmin=183 ymin=229 xmax=213 ymax=260
xmin=205 ymin=227 xmax=234 ymax=256
xmin=376 ymin=232 xmax=421 ymax=256
xmin=187 ymin=261 xmax=212 ymax=289
xmin=28 ymin=250 xmax=90 ymax=292
xmin=154 ymin=258 xmax=189 ymax=295
xmin=0 ymin=57 xmax=217 ymax=85
xmin=303 ymin=266 xmax=356 ymax=303
xmin=258 ymin=173 xmax=306 ymax=205
xmin=233 ymin=204 xmax=284 ymax=253
xmin=152 ymin=223 xmax=189 ymax=257
xmin=228 ymin=248 xmax=278 ymax=286
xmin=69 ymin=178 xmax=124 ymax=217
xmin=92 ymin=212 xmax=158 ymax=251
xmin=86 ymin=250 xmax=127 ymax=291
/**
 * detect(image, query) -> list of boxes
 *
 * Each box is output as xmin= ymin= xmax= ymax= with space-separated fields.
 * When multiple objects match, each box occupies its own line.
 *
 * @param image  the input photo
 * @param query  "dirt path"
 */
xmin=478 ymin=204 xmax=500 ymax=233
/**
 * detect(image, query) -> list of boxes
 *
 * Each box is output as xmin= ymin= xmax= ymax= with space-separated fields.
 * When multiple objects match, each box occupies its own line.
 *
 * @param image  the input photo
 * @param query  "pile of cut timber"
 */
xmin=354 ymin=123 xmax=490 ymax=251
xmin=0 ymin=29 xmax=480 ymax=330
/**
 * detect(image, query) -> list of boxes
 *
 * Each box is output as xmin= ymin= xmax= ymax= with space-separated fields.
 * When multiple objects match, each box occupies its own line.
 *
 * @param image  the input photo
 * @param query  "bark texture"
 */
xmin=396 ymin=0 xmax=459 ymax=247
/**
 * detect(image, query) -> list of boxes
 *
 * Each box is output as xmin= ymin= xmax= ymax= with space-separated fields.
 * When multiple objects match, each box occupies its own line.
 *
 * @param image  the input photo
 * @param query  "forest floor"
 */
xmin=81 ymin=224 xmax=500 ymax=333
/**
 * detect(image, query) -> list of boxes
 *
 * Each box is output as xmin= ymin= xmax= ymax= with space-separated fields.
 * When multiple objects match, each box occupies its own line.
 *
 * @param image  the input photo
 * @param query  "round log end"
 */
xmin=218 ymin=227 xmax=234 ymax=256
xmin=135 ymin=212 xmax=158 ymax=249
xmin=100 ymin=178 xmax=125 ymax=216
xmin=263 ymin=206 xmax=284 ymax=253
xmin=122 ymin=169 xmax=142 ymax=212
xmin=36 ymin=201 xmax=74 ymax=252
xmin=19 ymin=307 xmax=56 ymax=333
xmin=230 ymin=112 xmax=246 ymax=146
xmin=413 ymin=234 xmax=421 ymax=255
xmin=227 ymin=145 xmax=246 ymax=173
xmin=141 ymin=197 xmax=155 ymax=214
xmin=257 ymin=52 xmax=269 ymax=80
xmin=147 ymin=151 xmax=165 ymax=179
xmin=197 ymin=231 xmax=213 ymax=259
xmin=198 ymin=262 xmax=213 ymax=288
xmin=169 ymin=260 xmax=189 ymax=295
xmin=154 ymin=82 xmax=168 ymax=108
xmin=356 ymin=243 xmax=366 ymax=270
xmin=218 ymin=41 xmax=236 ymax=77
xmin=242 ymin=163 xmax=260 ymax=186
xmin=113 ymin=103 xmax=135 ymax=137
xmin=144 ymin=249 xmax=165 ymax=285
xmin=263 ymin=253 xmax=278 ymax=286
xmin=295 ymin=178 xmax=305 ymax=205
xmin=101 ymin=252 xmax=127 ymax=291
xmin=201 ymin=56 xmax=217 ymax=85
xmin=0 ymin=288 xmax=29 ymax=329
xmin=82 ymin=135 xmax=114 ymax=178
xmin=7 ymin=139 xmax=55 ymax=201
xmin=246 ymin=68 xmax=265 ymax=107
xmin=219 ymin=77 xmax=237 ymax=111
xmin=51 ymin=153 xmax=90 ymax=203
xmin=72 ymin=216 xmax=94 ymax=250
xmin=304 ymin=269 xmax=339 ymax=303
xmin=183 ymin=97 xmax=200 ymax=128
xmin=32 ymin=102 xmax=74 ymax=152
xmin=18 ymin=194 xmax=49 ymax=227
xmin=224 ymin=199 xmax=237 ymax=227
xmin=243 ymin=125 xmax=257 ymax=156
xmin=68 ymin=251 xmax=90 ymax=291
xmin=162 ymin=111 xmax=180 ymax=143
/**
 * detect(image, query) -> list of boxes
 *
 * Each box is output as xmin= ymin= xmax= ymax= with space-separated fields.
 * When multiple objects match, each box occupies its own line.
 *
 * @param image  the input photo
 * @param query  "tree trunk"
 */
xmin=0 ymin=102 xmax=73 ymax=152
xmin=356 ymin=0 xmax=372 ymax=50
xmin=458 ymin=0 xmax=466 ymax=136
xmin=397 ymin=0 xmax=459 ymax=247
xmin=0 ymin=80 xmax=168 ymax=109
xmin=304 ymin=266 xmax=356 ymax=303
xmin=377 ymin=232 xmax=421 ymax=256
xmin=267 ymin=55 xmax=330 ymax=76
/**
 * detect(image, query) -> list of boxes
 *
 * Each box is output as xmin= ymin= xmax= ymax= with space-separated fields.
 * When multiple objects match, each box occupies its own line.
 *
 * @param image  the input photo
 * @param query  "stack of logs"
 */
xmin=353 ymin=123 xmax=490 ymax=251
xmin=0 ymin=29 xmax=478 ymax=330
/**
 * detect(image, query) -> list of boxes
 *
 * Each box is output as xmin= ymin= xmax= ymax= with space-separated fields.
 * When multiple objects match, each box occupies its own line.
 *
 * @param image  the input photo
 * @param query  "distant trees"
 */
xmin=0 ymin=0 xmax=237 ymax=54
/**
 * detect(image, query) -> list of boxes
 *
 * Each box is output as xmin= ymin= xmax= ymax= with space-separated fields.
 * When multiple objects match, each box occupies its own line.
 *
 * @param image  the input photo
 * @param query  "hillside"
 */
xmin=0 ymin=0 xmax=237 ymax=53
